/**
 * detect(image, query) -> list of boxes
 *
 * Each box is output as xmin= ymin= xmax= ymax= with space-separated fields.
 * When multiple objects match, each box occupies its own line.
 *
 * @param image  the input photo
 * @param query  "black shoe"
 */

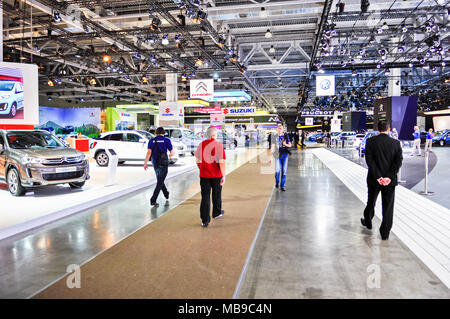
xmin=164 ymin=191 xmax=169 ymax=200
xmin=380 ymin=229 xmax=389 ymax=240
xmin=360 ymin=218 xmax=372 ymax=230
xmin=275 ymin=184 xmax=279 ymax=188
xmin=214 ymin=210 xmax=224 ymax=219
xmin=201 ymin=222 xmax=209 ymax=227
xmin=151 ymin=202 xmax=159 ymax=207
xmin=280 ymin=187 xmax=286 ymax=191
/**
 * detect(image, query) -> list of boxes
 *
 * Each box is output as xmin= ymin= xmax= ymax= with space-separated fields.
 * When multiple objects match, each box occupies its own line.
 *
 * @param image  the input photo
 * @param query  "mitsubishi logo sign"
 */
xmin=190 ymin=79 xmax=214 ymax=99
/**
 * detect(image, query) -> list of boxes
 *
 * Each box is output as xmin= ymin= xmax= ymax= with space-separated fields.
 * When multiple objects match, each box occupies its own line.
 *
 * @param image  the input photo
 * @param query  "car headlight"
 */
xmin=0 ymin=94 xmax=11 ymax=100
xmin=76 ymin=154 xmax=87 ymax=161
xmin=22 ymin=155 xmax=43 ymax=164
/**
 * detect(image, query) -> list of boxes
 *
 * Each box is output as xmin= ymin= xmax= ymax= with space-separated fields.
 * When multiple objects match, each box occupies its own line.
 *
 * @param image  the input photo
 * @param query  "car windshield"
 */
xmin=331 ymin=132 xmax=340 ymax=136
xmin=137 ymin=131 xmax=155 ymax=140
xmin=434 ymin=132 xmax=443 ymax=137
xmin=6 ymin=131 xmax=65 ymax=149
xmin=0 ymin=81 xmax=15 ymax=91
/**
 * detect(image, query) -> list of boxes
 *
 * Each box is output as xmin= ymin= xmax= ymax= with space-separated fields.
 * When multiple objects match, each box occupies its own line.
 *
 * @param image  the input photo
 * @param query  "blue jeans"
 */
xmin=151 ymin=162 xmax=169 ymax=203
xmin=275 ymin=153 xmax=289 ymax=188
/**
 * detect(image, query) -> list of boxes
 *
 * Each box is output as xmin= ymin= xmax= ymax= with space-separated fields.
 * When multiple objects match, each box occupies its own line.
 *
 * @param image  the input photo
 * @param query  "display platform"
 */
xmin=0 ymin=148 xmax=245 ymax=241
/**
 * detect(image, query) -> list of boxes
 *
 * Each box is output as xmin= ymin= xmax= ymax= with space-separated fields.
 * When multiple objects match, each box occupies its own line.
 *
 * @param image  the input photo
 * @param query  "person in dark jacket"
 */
xmin=269 ymin=123 xmax=292 ymax=191
xmin=361 ymin=121 xmax=403 ymax=240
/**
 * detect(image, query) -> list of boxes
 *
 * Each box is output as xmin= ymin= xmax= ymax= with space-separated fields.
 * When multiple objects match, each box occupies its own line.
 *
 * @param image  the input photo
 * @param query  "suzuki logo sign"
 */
xmin=222 ymin=107 xmax=256 ymax=115
xmin=165 ymin=108 xmax=170 ymax=114
xmin=190 ymin=79 xmax=214 ymax=99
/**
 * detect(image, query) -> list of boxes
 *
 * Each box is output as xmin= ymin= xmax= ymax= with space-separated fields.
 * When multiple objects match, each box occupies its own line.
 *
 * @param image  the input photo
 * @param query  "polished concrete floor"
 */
xmin=329 ymin=145 xmax=450 ymax=209
xmin=0 ymin=148 xmax=260 ymax=299
xmin=236 ymin=150 xmax=450 ymax=298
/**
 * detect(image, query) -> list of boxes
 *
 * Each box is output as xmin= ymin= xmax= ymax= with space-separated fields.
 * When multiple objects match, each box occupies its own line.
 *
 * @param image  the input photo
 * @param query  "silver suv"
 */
xmin=0 ymin=130 xmax=89 ymax=196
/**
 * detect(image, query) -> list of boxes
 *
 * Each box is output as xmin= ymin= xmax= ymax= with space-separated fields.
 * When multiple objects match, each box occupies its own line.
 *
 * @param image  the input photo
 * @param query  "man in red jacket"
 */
xmin=195 ymin=126 xmax=226 ymax=227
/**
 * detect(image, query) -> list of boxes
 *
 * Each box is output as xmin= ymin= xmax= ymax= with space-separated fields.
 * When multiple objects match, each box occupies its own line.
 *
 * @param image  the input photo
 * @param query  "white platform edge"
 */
xmin=0 ymin=165 xmax=197 ymax=241
xmin=311 ymin=148 xmax=450 ymax=290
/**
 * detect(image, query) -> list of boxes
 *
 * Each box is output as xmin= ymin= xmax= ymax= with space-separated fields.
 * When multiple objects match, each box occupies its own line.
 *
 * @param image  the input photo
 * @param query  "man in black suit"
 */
xmin=361 ymin=121 xmax=403 ymax=240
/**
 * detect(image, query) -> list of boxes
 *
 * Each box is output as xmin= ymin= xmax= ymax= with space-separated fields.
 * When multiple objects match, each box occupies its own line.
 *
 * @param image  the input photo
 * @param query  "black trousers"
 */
xmin=150 ymin=164 xmax=168 ymax=203
xmin=200 ymin=177 xmax=222 ymax=224
xmin=363 ymin=181 xmax=396 ymax=238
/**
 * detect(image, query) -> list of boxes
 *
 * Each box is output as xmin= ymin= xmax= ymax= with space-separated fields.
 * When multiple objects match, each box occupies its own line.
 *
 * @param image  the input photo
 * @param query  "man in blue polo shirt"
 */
xmin=144 ymin=127 xmax=174 ymax=207
xmin=424 ymin=128 xmax=434 ymax=152
xmin=411 ymin=126 xmax=422 ymax=156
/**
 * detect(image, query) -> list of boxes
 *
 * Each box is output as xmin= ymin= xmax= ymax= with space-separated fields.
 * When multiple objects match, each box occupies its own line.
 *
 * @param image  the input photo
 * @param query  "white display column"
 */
xmin=388 ymin=68 xmax=401 ymax=96
xmin=166 ymin=73 xmax=178 ymax=102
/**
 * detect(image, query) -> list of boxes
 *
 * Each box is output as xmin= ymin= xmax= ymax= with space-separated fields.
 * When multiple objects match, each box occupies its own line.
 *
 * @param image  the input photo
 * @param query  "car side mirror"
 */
xmin=0 ymin=144 xmax=4 ymax=153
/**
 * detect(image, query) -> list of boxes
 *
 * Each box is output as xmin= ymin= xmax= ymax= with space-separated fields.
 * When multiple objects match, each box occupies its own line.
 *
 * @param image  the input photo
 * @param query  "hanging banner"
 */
xmin=190 ymin=79 xmax=214 ymax=99
xmin=210 ymin=113 xmax=224 ymax=128
xmin=316 ymin=75 xmax=335 ymax=96
xmin=331 ymin=119 xmax=341 ymax=132
xmin=159 ymin=101 xmax=184 ymax=126
xmin=305 ymin=117 xmax=314 ymax=126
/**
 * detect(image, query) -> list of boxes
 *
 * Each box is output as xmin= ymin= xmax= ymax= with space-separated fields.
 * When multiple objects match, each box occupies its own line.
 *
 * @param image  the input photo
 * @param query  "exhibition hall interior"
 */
xmin=0 ymin=0 xmax=449 ymax=302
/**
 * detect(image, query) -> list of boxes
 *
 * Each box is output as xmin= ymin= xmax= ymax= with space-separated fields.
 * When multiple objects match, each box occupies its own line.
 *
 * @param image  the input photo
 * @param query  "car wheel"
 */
xmin=95 ymin=151 xmax=109 ymax=166
xmin=69 ymin=181 xmax=85 ymax=188
xmin=9 ymin=103 xmax=17 ymax=118
xmin=7 ymin=167 xmax=25 ymax=196
xmin=440 ymin=140 xmax=445 ymax=147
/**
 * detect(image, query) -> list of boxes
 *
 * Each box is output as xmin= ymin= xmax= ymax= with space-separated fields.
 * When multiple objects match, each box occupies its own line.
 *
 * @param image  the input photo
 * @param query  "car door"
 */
xmin=0 ymin=133 xmax=6 ymax=182
xmin=105 ymin=133 xmax=126 ymax=158
xmin=125 ymin=133 xmax=147 ymax=159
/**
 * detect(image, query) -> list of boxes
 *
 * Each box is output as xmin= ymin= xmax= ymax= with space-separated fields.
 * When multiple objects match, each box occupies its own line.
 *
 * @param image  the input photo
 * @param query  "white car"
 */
xmin=353 ymin=133 xmax=366 ymax=149
xmin=0 ymin=81 xmax=24 ymax=118
xmin=91 ymin=130 xmax=186 ymax=166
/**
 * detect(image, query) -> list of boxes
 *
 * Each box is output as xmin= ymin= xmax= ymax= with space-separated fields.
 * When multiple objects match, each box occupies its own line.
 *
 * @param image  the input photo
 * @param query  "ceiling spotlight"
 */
xmin=425 ymin=51 xmax=431 ymax=57
xmin=83 ymin=24 xmax=89 ymax=33
xmin=150 ymin=17 xmax=161 ymax=31
xmin=265 ymin=29 xmax=272 ymax=38
xmin=193 ymin=10 xmax=207 ymax=23
xmin=89 ymin=78 xmax=97 ymax=85
xmin=54 ymin=78 xmax=62 ymax=85
xmin=124 ymin=74 xmax=130 ymax=81
xmin=340 ymin=60 xmax=347 ymax=67
xmin=417 ymin=46 xmax=423 ymax=52
xmin=150 ymin=54 xmax=156 ymax=63
xmin=181 ymin=73 xmax=187 ymax=81
xmin=361 ymin=0 xmax=370 ymax=13
xmin=381 ymin=22 xmax=389 ymax=30
xmin=80 ymin=97 xmax=85 ymax=102
xmin=376 ymin=63 xmax=381 ymax=69
xmin=442 ymin=61 xmax=446 ymax=67
xmin=34 ymin=45 xmax=41 ymax=52
xmin=377 ymin=27 xmax=383 ymax=34
xmin=53 ymin=11 xmax=61 ymax=23
xmin=161 ymin=34 xmax=169 ymax=45
xmin=409 ymin=62 xmax=414 ymax=68
xmin=269 ymin=45 xmax=275 ymax=54
xmin=238 ymin=66 xmax=247 ymax=75
xmin=195 ymin=57 xmax=204 ymax=67
xmin=217 ymin=38 xmax=225 ymax=48
xmin=359 ymin=48 xmax=365 ymax=55
xmin=351 ymin=69 xmax=357 ymax=77
xmin=419 ymin=56 xmax=425 ymax=64
xmin=47 ymin=79 xmax=54 ymax=87
xmin=231 ymin=54 xmax=238 ymax=63
xmin=142 ymin=75 xmax=148 ymax=83
xmin=102 ymin=54 xmax=112 ymax=63
xmin=401 ymin=24 xmax=408 ymax=32
xmin=339 ymin=48 xmax=346 ymax=55
xmin=260 ymin=7 xmax=267 ymax=18
xmin=432 ymin=66 xmax=438 ymax=73
xmin=398 ymin=46 xmax=405 ymax=53
xmin=174 ymin=34 xmax=180 ymax=43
